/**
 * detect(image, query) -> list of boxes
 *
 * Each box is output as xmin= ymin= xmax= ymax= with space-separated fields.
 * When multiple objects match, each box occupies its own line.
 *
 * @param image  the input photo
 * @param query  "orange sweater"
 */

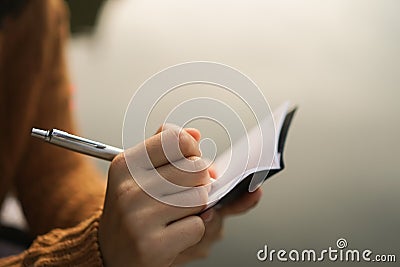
xmin=0 ymin=0 xmax=106 ymax=265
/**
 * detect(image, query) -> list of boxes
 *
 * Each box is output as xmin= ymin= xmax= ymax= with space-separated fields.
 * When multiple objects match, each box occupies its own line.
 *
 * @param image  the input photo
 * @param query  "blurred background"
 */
xmin=65 ymin=0 xmax=399 ymax=266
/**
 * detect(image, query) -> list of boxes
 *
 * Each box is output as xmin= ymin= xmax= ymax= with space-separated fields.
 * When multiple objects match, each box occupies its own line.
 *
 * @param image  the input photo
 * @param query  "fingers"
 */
xmin=143 ymin=128 xmax=201 ymax=168
xmin=125 ymin=156 xmax=211 ymax=198
xmin=113 ymin=125 xmax=210 ymax=217
xmin=155 ymin=123 xmax=201 ymax=142
xmin=184 ymin=128 xmax=201 ymax=142
xmin=159 ymin=187 xmax=209 ymax=218
xmin=155 ymin=157 xmax=211 ymax=187
xmin=102 ymin=125 xmax=213 ymax=267
xmin=126 ymin=124 xmax=207 ymax=186
xmin=155 ymin=123 xmax=179 ymax=134
xmin=219 ymin=188 xmax=263 ymax=216
xmin=171 ymin=209 xmax=223 ymax=266
xmin=118 ymin=180 xmax=208 ymax=225
xmin=163 ymin=216 xmax=206 ymax=255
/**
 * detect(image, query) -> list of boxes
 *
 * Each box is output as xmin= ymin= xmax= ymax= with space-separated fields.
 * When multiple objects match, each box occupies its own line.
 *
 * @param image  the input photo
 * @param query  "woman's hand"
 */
xmin=98 ymin=127 xmax=212 ymax=267
xmin=172 ymin=188 xmax=263 ymax=266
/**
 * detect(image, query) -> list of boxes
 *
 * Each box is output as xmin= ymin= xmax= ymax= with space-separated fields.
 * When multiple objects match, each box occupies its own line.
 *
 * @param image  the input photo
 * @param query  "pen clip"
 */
xmin=51 ymin=129 xmax=106 ymax=149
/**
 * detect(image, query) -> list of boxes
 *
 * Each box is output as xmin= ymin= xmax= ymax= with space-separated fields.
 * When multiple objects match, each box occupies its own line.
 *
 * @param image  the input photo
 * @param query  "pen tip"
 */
xmin=31 ymin=128 xmax=48 ymax=139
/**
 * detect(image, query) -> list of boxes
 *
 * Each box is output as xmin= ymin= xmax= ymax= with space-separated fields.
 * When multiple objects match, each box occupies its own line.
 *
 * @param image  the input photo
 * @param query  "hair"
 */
xmin=0 ymin=0 xmax=29 ymax=27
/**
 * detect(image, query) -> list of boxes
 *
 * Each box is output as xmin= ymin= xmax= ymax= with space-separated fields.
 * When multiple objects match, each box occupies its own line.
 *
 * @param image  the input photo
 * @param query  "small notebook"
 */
xmin=207 ymin=102 xmax=297 ymax=209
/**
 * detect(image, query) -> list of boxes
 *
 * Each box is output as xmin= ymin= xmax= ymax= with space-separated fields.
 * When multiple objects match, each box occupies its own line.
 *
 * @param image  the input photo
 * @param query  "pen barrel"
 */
xmin=50 ymin=137 xmax=123 ymax=161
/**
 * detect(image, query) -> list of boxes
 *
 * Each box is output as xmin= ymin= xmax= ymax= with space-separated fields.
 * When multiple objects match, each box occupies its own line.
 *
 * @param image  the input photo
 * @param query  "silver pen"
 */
xmin=31 ymin=128 xmax=123 ymax=161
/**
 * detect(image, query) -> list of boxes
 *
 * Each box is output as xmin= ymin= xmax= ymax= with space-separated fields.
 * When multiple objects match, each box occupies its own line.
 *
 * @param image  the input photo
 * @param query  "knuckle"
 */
xmin=162 ymin=123 xmax=178 ymax=131
xmin=178 ymin=131 xmax=197 ymax=156
xmin=189 ymin=169 xmax=210 ymax=187
xmin=195 ymin=169 xmax=210 ymax=185
xmin=184 ymin=158 xmax=210 ymax=183
xmin=192 ymin=157 xmax=207 ymax=171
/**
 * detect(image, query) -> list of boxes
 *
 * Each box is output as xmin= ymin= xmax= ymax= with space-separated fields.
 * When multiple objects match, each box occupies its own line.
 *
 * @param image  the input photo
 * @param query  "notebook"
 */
xmin=207 ymin=102 xmax=297 ymax=209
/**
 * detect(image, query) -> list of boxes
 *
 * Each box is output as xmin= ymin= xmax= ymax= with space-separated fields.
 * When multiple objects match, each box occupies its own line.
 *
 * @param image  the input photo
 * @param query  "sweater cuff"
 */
xmin=2 ymin=211 xmax=104 ymax=266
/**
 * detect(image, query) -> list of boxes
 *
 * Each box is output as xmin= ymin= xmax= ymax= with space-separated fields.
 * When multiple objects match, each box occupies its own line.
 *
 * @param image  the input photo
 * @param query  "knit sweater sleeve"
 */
xmin=0 ymin=211 xmax=104 ymax=266
xmin=0 ymin=0 xmax=108 ymax=265
xmin=0 ymin=0 xmax=106 ymax=236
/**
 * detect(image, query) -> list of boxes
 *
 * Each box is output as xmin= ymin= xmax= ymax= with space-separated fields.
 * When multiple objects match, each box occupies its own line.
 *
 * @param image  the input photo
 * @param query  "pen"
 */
xmin=31 ymin=128 xmax=123 ymax=161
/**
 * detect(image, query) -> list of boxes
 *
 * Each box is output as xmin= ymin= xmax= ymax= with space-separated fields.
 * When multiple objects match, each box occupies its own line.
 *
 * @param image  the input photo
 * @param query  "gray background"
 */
xmin=67 ymin=0 xmax=399 ymax=266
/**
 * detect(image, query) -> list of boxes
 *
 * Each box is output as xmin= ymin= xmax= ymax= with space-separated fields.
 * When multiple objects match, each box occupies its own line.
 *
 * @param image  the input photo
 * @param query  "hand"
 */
xmin=172 ymin=187 xmax=263 ymax=266
xmin=163 ymin=123 xmax=263 ymax=266
xmin=98 ymin=127 xmax=212 ymax=267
